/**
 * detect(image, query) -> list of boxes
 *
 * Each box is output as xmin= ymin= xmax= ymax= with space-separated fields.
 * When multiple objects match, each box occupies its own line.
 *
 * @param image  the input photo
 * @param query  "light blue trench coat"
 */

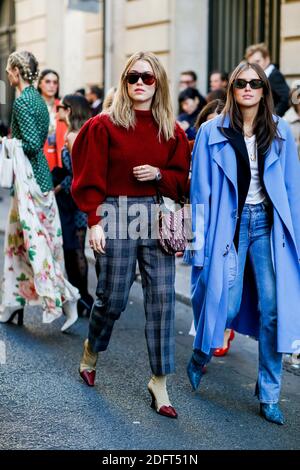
xmin=185 ymin=114 xmax=300 ymax=355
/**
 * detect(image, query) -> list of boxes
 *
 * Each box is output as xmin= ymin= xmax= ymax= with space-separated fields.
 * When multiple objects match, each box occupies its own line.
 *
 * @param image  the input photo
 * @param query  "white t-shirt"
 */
xmin=244 ymin=135 xmax=266 ymax=204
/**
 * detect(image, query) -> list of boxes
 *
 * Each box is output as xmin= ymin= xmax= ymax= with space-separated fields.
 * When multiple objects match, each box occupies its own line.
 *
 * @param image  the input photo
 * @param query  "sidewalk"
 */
xmin=1 ymin=188 xmax=299 ymax=375
xmin=0 ymin=188 xmax=191 ymax=305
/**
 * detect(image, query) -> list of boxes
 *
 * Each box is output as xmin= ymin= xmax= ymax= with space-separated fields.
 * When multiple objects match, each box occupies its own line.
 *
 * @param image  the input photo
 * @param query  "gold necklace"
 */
xmin=246 ymin=138 xmax=257 ymax=161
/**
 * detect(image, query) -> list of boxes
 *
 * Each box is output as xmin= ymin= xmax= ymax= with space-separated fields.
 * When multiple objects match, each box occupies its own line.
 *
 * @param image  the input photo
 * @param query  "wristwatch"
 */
xmin=155 ymin=169 xmax=162 ymax=181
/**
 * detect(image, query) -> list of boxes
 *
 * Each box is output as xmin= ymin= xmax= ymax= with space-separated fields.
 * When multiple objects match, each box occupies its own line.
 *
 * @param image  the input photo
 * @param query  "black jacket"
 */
xmin=268 ymin=67 xmax=290 ymax=117
xmin=220 ymin=127 xmax=273 ymax=249
xmin=91 ymin=101 xmax=103 ymax=117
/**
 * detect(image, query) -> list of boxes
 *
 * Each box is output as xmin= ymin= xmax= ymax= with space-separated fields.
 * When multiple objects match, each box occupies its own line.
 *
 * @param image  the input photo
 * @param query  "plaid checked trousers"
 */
xmin=88 ymin=197 xmax=176 ymax=375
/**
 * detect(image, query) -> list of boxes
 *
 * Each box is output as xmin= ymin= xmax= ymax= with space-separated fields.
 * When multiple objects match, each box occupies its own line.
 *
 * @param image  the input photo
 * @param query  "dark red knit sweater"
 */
xmin=71 ymin=110 xmax=190 ymax=227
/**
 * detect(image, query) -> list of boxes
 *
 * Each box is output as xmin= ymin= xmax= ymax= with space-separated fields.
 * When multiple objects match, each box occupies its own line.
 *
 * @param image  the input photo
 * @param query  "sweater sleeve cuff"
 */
xmin=156 ymin=169 xmax=174 ymax=198
xmin=87 ymin=212 xmax=101 ymax=228
xmin=157 ymin=169 xmax=167 ymax=188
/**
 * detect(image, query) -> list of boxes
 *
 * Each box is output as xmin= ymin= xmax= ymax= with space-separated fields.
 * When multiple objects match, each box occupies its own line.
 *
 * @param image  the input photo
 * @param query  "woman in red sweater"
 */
xmin=71 ymin=51 xmax=190 ymax=419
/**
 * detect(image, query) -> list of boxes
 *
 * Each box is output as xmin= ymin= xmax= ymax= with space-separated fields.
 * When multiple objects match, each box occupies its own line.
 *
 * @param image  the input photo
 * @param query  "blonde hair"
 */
xmin=102 ymin=87 xmax=117 ymax=112
xmin=245 ymin=43 xmax=270 ymax=61
xmin=109 ymin=51 xmax=176 ymax=141
xmin=7 ymin=51 xmax=39 ymax=84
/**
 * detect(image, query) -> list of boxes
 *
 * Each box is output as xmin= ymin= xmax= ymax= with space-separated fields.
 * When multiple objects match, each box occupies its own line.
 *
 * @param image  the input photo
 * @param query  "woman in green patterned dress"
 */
xmin=0 ymin=51 xmax=79 ymax=332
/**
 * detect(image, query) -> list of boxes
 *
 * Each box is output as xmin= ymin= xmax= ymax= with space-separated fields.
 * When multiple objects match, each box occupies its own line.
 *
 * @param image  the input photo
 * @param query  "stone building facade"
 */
xmin=0 ymin=0 xmax=299 ymax=126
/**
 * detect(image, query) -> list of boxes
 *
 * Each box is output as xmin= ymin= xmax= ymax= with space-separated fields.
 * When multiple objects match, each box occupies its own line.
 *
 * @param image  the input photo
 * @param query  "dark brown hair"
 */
xmin=181 ymin=70 xmax=197 ymax=82
xmin=195 ymin=99 xmax=225 ymax=130
xmin=206 ymin=88 xmax=227 ymax=103
xmin=62 ymin=94 xmax=92 ymax=132
xmin=222 ymin=61 xmax=278 ymax=155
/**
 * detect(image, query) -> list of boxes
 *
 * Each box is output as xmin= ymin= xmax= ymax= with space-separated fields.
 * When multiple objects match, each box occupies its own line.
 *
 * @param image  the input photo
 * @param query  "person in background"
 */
xmin=86 ymin=85 xmax=103 ymax=117
xmin=179 ymin=70 xmax=198 ymax=91
xmin=55 ymin=94 xmax=94 ymax=317
xmin=72 ymin=51 xmax=190 ymax=419
xmin=178 ymin=70 xmax=206 ymax=114
xmin=0 ymin=120 xmax=9 ymax=137
xmin=283 ymin=86 xmax=300 ymax=159
xmin=0 ymin=51 xmax=79 ymax=332
xmin=37 ymin=69 xmax=67 ymax=171
xmin=177 ymin=87 xmax=206 ymax=140
xmin=209 ymin=70 xmax=229 ymax=92
xmin=245 ymin=43 xmax=290 ymax=117
xmin=75 ymin=88 xmax=86 ymax=97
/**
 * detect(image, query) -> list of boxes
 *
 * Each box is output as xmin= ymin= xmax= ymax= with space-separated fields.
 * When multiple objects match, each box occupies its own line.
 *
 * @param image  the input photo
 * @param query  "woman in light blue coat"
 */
xmin=185 ymin=61 xmax=300 ymax=425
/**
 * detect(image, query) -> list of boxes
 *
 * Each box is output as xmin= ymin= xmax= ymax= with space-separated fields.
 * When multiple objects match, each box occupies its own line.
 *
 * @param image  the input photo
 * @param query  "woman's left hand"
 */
xmin=54 ymin=185 xmax=62 ymax=194
xmin=133 ymin=165 xmax=159 ymax=182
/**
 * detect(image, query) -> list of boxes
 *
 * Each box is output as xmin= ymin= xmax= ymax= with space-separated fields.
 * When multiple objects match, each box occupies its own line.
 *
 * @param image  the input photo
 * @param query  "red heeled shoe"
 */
xmin=79 ymin=339 xmax=97 ymax=386
xmin=213 ymin=329 xmax=235 ymax=357
xmin=148 ymin=389 xmax=178 ymax=419
xmin=79 ymin=369 xmax=96 ymax=387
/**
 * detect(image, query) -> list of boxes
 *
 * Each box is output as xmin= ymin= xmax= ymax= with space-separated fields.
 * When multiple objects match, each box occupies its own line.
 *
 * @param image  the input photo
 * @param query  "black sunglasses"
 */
xmin=126 ymin=72 xmax=156 ymax=86
xmin=233 ymin=79 xmax=264 ymax=89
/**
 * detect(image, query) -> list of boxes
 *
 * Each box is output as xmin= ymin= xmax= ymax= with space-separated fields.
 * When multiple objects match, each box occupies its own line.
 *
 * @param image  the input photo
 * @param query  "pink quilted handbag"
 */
xmin=157 ymin=197 xmax=190 ymax=255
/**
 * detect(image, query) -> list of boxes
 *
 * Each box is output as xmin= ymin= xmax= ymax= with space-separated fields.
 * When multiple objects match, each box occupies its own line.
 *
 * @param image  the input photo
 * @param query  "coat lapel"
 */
xmin=263 ymin=117 xmax=286 ymax=171
xmin=221 ymin=127 xmax=250 ymax=169
xmin=263 ymin=122 xmax=297 ymax=246
xmin=263 ymin=144 xmax=280 ymax=172
xmin=209 ymin=115 xmax=238 ymax=194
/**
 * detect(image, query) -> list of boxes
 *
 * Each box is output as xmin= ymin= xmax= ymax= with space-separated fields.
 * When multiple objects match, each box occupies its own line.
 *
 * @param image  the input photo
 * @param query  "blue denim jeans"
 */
xmin=194 ymin=203 xmax=283 ymax=404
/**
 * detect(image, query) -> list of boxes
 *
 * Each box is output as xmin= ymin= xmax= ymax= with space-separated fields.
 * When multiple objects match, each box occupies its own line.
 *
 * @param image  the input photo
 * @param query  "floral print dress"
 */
xmin=0 ymin=87 xmax=79 ymax=323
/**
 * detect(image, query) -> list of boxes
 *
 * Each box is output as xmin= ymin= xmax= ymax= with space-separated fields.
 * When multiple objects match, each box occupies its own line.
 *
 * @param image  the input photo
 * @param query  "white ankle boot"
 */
xmin=61 ymin=300 xmax=78 ymax=332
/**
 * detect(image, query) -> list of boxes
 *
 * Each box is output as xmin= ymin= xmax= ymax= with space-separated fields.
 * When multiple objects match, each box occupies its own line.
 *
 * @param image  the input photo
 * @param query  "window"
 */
xmin=208 ymin=0 xmax=280 ymax=79
xmin=68 ymin=0 xmax=100 ymax=13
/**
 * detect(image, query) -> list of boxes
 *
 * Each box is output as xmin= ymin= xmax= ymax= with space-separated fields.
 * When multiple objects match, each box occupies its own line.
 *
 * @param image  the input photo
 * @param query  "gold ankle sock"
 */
xmin=148 ymin=375 xmax=172 ymax=409
xmin=80 ymin=339 xmax=98 ymax=372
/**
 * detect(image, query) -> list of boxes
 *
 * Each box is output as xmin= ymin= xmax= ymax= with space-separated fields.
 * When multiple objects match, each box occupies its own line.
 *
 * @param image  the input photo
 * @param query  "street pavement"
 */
xmin=0 ymin=242 xmax=300 ymax=449
xmin=0 ymin=188 xmax=299 ymax=450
